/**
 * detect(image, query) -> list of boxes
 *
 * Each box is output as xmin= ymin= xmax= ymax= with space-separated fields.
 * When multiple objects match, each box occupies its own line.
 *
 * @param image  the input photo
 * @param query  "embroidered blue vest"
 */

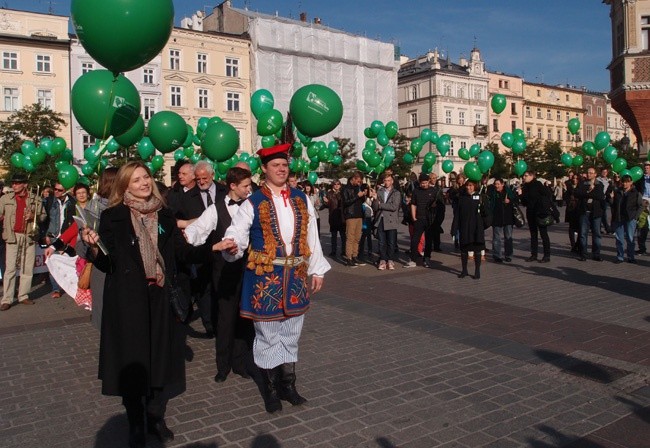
xmin=240 ymin=187 xmax=311 ymax=321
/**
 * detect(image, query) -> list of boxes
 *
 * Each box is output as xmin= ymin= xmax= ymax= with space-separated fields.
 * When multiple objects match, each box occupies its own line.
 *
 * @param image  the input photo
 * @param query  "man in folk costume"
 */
xmin=223 ymin=142 xmax=331 ymax=413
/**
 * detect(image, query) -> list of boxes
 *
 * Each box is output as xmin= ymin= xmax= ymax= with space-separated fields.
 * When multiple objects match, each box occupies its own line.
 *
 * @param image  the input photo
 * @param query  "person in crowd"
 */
xmin=184 ymin=167 xmax=255 ymax=384
xmin=401 ymin=192 xmax=415 ymax=243
xmin=167 ymin=160 xmax=196 ymax=218
xmin=565 ymin=173 xmax=581 ymax=253
xmin=457 ymin=180 xmax=485 ymax=279
xmin=405 ymin=173 xmax=438 ymax=268
xmin=323 ymin=180 xmax=345 ymax=257
xmin=519 ymin=170 xmax=552 ymax=263
xmin=81 ymin=161 xmax=231 ymax=448
xmin=342 ymin=171 xmax=367 ymax=267
xmin=553 ymin=180 xmax=565 ymax=208
xmin=574 ymin=166 xmax=606 ymax=262
xmin=597 ymin=168 xmax=613 ymax=234
xmin=358 ymin=186 xmax=375 ymax=263
xmin=370 ymin=173 xmax=401 ymax=270
xmin=634 ymin=161 xmax=650 ymax=201
xmin=303 ymin=182 xmax=322 ymax=235
xmin=222 ymin=143 xmax=330 ymax=413
xmin=610 ymin=174 xmax=643 ymax=263
xmin=637 ymin=199 xmax=649 ymax=255
xmin=490 ymin=178 xmax=516 ymax=263
xmin=287 ymin=172 xmax=299 ymax=190
xmin=0 ymin=173 xmax=46 ymax=311
xmin=428 ymin=172 xmax=446 ymax=252
xmin=448 ymin=173 xmax=467 ymax=249
xmin=46 ymin=182 xmax=76 ymax=298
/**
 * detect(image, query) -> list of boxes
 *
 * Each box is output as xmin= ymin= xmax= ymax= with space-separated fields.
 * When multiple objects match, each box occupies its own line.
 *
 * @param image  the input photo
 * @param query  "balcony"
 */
xmin=473 ymin=124 xmax=488 ymax=136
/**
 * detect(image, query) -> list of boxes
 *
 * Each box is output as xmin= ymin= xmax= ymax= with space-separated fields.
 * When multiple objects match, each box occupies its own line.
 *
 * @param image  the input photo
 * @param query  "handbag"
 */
xmin=513 ymin=205 xmax=525 ymax=228
xmin=536 ymin=213 xmax=554 ymax=227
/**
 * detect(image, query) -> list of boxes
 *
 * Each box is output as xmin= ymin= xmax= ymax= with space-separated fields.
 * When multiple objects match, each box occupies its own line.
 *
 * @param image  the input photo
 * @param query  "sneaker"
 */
xmin=346 ymin=258 xmax=358 ymax=268
xmin=378 ymin=260 xmax=387 ymax=270
xmin=387 ymin=261 xmax=395 ymax=270
xmin=353 ymin=257 xmax=367 ymax=266
xmin=51 ymin=291 xmax=61 ymax=299
xmin=404 ymin=261 xmax=417 ymax=268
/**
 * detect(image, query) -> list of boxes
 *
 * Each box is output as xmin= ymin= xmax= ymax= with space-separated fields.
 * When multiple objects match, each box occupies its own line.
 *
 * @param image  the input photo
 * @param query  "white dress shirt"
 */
xmin=223 ymin=187 xmax=331 ymax=277
xmin=184 ymin=194 xmax=241 ymax=246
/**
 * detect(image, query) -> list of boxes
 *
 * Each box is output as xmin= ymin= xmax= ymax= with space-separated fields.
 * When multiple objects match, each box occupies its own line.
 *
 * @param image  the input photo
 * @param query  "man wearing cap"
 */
xmin=223 ymin=143 xmax=330 ymax=413
xmin=0 ymin=174 xmax=46 ymax=311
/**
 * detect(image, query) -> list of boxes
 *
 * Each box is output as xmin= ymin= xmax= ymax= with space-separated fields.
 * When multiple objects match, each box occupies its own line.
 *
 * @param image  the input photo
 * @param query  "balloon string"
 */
xmin=100 ymin=76 xmax=118 ymax=142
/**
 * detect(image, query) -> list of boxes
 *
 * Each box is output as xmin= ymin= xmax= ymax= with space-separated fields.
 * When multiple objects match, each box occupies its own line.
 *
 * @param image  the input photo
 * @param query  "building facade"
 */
xmin=522 ymin=82 xmax=584 ymax=152
xmin=0 ymin=9 xmax=71 ymax=144
xmin=398 ymin=48 xmax=489 ymax=175
xmin=487 ymin=71 xmax=524 ymax=151
xmin=582 ymin=91 xmax=607 ymax=145
xmin=604 ymin=0 xmax=650 ymax=156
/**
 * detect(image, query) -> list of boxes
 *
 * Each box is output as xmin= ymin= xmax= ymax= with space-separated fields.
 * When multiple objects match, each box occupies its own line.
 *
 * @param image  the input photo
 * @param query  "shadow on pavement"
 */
xmin=251 ymin=434 xmax=281 ymax=447
xmin=534 ymin=349 xmax=629 ymax=384
xmin=94 ymin=414 xmax=129 ymax=448
xmin=615 ymin=395 xmax=650 ymax=424
xmin=526 ymin=423 xmax=608 ymax=447
xmin=376 ymin=437 xmax=398 ymax=447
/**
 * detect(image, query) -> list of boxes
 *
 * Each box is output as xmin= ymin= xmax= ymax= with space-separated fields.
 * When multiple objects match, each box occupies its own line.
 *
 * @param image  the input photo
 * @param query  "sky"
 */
xmin=14 ymin=0 xmax=613 ymax=92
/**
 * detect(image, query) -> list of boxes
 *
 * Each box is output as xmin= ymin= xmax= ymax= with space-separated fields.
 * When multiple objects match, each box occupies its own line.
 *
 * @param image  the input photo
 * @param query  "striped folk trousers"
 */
xmin=253 ymin=315 xmax=305 ymax=369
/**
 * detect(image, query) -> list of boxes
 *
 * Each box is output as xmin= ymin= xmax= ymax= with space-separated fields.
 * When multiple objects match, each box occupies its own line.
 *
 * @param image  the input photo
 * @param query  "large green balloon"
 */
xmin=257 ymin=109 xmax=283 ymax=136
xmin=594 ymin=131 xmax=611 ymax=150
xmin=250 ymin=89 xmax=274 ymax=120
xmin=58 ymin=165 xmax=79 ymax=189
xmin=115 ymin=116 xmax=145 ymax=147
xmin=477 ymin=151 xmax=495 ymax=173
xmin=10 ymin=152 xmax=24 ymax=168
xmin=572 ymin=155 xmax=584 ymax=167
xmin=420 ymin=128 xmax=432 ymax=143
xmin=71 ymin=70 xmax=141 ymax=139
xmin=491 ymin=94 xmax=507 ymax=114
xmin=148 ymin=111 xmax=188 ymax=154
xmin=464 ymin=162 xmax=482 ymax=181
xmin=71 ymin=0 xmax=174 ymax=74
xmin=290 ymin=84 xmax=343 ymax=137
xmin=410 ymin=138 xmax=424 ymax=156
xmin=581 ymin=141 xmax=597 ymax=158
xmin=511 ymin=138 xmax=527 ymax=155
xmin=458 ymin=148 xmax=470 ymax=161
xmin=612 ymin=157 xmax=627 ymax=173
xmin=442 ymin=160 xmax=454 ymax=174
xmin=385 ymin=121 xmax=399 ymax=139
xmin=202 ymin=121 xmax=240 ymax=162
xmin=513 ymin=160 xmax=528 ymax=177
xmin=603 ymin=146 xmax=618 ymax=164
xmin=561 ymin=153 xmax=574 ymax=167
xmin=469 ymin=144 xmax=481 ymax=158
xmin=21 ymin=140 xmax=35 ymax=156
xmin=629 ymin=166 xmax=644 ymax=182
xmin=423 ymin=152 xmax=436 ymax=167
xmin=436 ymin=136 xmax=450 ymax=156
xmin=567 ymin=118 xmax=581 ymax=135
xmin=500 ymin=132 xmax=514 ymax=148
xmin=512 ymin=129 xmax=525 ymax=140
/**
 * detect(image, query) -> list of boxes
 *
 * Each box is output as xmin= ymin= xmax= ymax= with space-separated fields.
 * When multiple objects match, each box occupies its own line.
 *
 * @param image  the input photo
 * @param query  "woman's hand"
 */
xmin=44 ymin=247 xmax=55 ymax=259
xmin=81 ymin=227 xmax=100 ymax=247
xmin=212 ymin=238 xmax=237 ymax=254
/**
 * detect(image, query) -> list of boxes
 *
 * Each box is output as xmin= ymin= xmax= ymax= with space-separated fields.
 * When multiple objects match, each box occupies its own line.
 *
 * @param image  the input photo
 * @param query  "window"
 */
xmin=473 ymin=87 xmax=482 ymax=100
xmin=537 ymin=128 xmax=542 ymax=139
xmin=596 ymin=126 xmax=604 ymax=133
xmin=36 ymin=55 xmax=51 ymax=73
xmin=547 ymin=129 xmax=552 ymax=140
xmin=558 ymin=130 xmax=562 ymax=141
xmin=566 ymin=131 xmax=571 ymax=141
xmin=169 ymin=49 xmax=180 ymax=70
xmin=37 ymin=89 xmax=52 ymax=108
xmin=536 ymin=108 xmax=542 ymax=119
xmin=526 ymin=127 xmax=532 ymax=138
xmin=556 ymin=110 xmax=561 ymax=121
xmin=81 ymin=62 xmax=94 ymax=74
xmin=587 ymin=105 xmax=592 ymax=116
xmin=225 ymin=57 xmax=239 ymax=77
xmin=607 ymin=117 xmax=611 ymax=128
xmin=525 ymin=106 xmax=531 ymax=118
xmin=445 ymin=110 xmax=452 ymax=124
xmin=143 ymin=98 xmax=156 ymax=120
xmin=143 ymin=68 xmax=154 ymax=84
xmin=198 ymin=89 xmax=209 ymax=109
xmin=597 ymin=106 xmax=603 ymax=117
xmin=457 ymin=85 xmax=464 ymax=98
xmin=460 ymin=142 xmax=467 ymax=149
xmin=475 ymin=113 xmax=481 ymax=125
xmin=585 ymin=125 xmax=593 ymax=141
xmin=565 ymin=111 xmax=570 ymax=122
xmin=410 ymin=85 xmax=418 ymax=100
xmin=565 ymin=94 xmax=569 ymax=101
xmin=499 ymin=79 xmax=509 ymax=89
xmin=3 ymin=87 xmax=19 ymax=111
xmin=546 ymin=109 xmax=551 ymax=120
xmin=170 ymin=86 xmax=181 ymax=107
xmin=537 ymin=89 xmax=541 ymax=97
xmin=643 ymin=16 xmax=650 ymax=50
xmin=492 ymin=118 xmax=499 ymax=132
xmin=511 ymin=121 xmax=516 ymax=132
xmin=226 ymin=92 xmax=240 ymax=112
xmin=409 ymin=112 xmax=418 ymax=127
xmin=197 ymin=53 xmax=207 ymax=74
xmin=2 ymin=51 xmax=17 ymax=70
xmin=443 ymin=83 xmax=452 ymax=96
xmin=82 ymin=134 xmax=96 ymax=150
xmin=511 ymin=103 xmax=516 ymax=115
xmin=459 ymin=111 xmax=465 ymax=125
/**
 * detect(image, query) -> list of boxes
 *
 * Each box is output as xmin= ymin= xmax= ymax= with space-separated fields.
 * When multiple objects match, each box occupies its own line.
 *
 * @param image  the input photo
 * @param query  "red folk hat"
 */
xmin=257 ymin=143 xmax=291 ymax=164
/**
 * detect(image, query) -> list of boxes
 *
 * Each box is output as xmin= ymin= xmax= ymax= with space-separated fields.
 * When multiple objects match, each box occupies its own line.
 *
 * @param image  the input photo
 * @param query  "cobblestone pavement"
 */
xmin=0 ymin=215 xmax=648 ymax=448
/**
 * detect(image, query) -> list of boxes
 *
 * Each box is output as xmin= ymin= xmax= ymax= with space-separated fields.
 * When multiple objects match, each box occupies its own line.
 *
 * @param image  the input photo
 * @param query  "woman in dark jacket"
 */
xmin=490 ymin=178 xmax=516 ymax=262
xmin=564 ymin=174 xmax=581 ymax=253
xmin=520 ymin=171 xmax=553 ymax=262
xmin=82 ymin=162 xmax=232 ymax=448
xmin=457 ymin=181 xmax=485 ymax=279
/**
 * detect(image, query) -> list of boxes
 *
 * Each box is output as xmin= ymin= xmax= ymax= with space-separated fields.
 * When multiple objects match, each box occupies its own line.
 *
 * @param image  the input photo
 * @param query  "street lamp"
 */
xmin=621 ymin=122 xmax=630 ymax=152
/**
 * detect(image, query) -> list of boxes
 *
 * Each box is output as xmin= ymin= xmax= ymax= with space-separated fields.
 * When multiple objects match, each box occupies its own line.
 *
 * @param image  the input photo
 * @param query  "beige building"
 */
xmin=162 ymin=25 xmax=252 ymax=155
xmin=0 ymin=9 xmax=71 ymax=143
xmin=487 ymin=72 xmax=524 ymax=151
xmin=606 ymin=97 xmax=636 ymax=148
xmin=522 ymin=82 xmax=584 ymax=151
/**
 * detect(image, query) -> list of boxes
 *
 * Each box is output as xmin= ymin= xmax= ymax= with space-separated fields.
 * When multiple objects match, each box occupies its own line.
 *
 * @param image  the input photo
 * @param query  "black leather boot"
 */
xmin=260 ymin=367 xmax=283 ymax=413
xmin=277 ymin=362 xmax=307 ymax=406
xmin=474 ymin=255 xmax=481 ymax=280
xmin=147 ymin=414 xmax=174 ymax=443
xmin=123 ymin=397 xmax=145 ymax=448
xmin=458 ymin=251 xmax=469 ymax=278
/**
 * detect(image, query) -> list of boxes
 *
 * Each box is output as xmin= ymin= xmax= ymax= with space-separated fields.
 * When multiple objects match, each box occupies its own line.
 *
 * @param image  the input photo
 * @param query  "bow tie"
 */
xmin=228 ymin=198 xmax=244 ymax=206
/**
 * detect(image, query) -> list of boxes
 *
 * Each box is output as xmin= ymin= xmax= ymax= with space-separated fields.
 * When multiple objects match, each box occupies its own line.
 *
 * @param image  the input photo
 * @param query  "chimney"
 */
xmin=313 ymin=17 xmax=321 ymax=24
xmin=300 ymin=12 xmax=307 ymax=22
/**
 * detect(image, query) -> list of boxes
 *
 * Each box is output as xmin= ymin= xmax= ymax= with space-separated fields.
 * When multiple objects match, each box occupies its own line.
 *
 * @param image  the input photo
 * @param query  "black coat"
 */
xmin=574 ymin=180 xmax=606 ymax=218
xmin=342 ymin=184 xmax=364 ymax=220
xmin=521 ymin=179 xmax=552 ymax=218
xmin=92 ymin=204 xmax=212 ymax=397
xmin=610 ymin=187 xmax=643 ymax=222
xmin=490 ymin=188 xmax=516 ymax=227
xmin=457 ymin=190 xmax=485 ymax=250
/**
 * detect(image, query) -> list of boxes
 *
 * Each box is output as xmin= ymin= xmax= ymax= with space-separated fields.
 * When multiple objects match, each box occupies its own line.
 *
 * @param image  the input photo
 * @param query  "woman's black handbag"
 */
xmin=167 ymin=277 xmax=191 ymax=323
xmin=536 ymin=213 xmax=554 ymax=227
xmin=513 ymin=205 xmax=525 ymax=228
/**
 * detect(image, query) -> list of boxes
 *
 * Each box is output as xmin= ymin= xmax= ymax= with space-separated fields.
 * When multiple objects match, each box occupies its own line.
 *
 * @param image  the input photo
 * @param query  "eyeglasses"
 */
xmin=54 ymin=188 xmax=66 ymax=192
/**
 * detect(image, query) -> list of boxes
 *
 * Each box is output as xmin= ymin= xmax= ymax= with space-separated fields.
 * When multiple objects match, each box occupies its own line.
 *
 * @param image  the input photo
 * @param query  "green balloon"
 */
xmin=151 ymin=155 xmax=165 ymax=171
xmin=250 ymin=89 xmax=274 ymax=120
xmin=512 ymin=129 xmax=526 ymax=140
xmin=30 ymin=148 xmax=46 ymax=165
xmin=202 ymin=121 xmax=240 ymax=162
xmin=356 ymin=160 xmax=369 ymax=172
xmin=567 ymin=118 xmax=581 ymax=135
xmin=183 ymin=124 xmax=194 ymax=148
xmin=183 ymin=147 xmax=195 ymax=158
xmin=248 ymin=157 xmax=260 ymax=172
xmin=420 ymin=128 xmax=432 ymax=143
xmin=318 ymin=146 xmax=331 ymax=162
xmin=261 ymin=135 xmax=276 ymax=148
xmin=370 ymin=120 xmax=384 ymax=137
xmin=331 ymin=154 xmax=343 ymax=166
xmin=377 ymin=131 xmax=390 ymax=147
xmin=464 ymin=162 xmax=482 ymax=181
xmin=436 ymin=137 xmax=450 ymax=157
xmin=403 ymin=153 xmax=414 ymax=164
xmin=197 ymin=117 xmax=210 ymax=132
xmin=513 ymin=160 xmax=528 ymax=177
xmin=71 ymin=70 xmax=141 ymax=139
xmin=257 ymin=109 xmax=283 ymax=136
xmin=84 ymin=145 xmax=99 ymax=163
xmin=421 ymin=164 xmax=432 ymax=175
xmin=594 ymin=131 xmax=611 ymax=150
xmin=630 ymin=166 xmax=643 ymax=182
xmin=501 ymin=132 xmax=514 ymax=148
xmin=511 ymin=138 xmax=527 ymax=155
xmin=21 ymin=140 xmax=35 ymax=156
xmin=364 ymin=127 xmax=374 ymax=139
xmin=469 ymin=144 xmax=481 ymax=158
xmin=442 ymin=160 xmax=454 ymax=174
xmin=491 ymin=94 xmax=507 ymax=114
xmin=328 ymin=141 xmax=339 ymax=154
xmin=612 ymin=157 xmax=627 ymax=173
xmin=458 ymin=148 xmax=470 ymax=161
xmin=603 ymin=146 xmax=618 ymax=164
xmin=423 ymin=152 xmax=436 ymax=167
xmin=137 ymin=137 xmax=155 ymax=160
xmin=307 ymin=143 xmax=319 ymax=159
xmin=81 ymin=162 xmax=96 ymax=176
xmin=115 ymin=116 xmax=145 ymax=148
xmin=572 ymin=155 xmax=584 ymax=167
xmin=410 ymin=138 xmax=424 ymax=156
xmin=365 ymin=140 xmax=377 ymax=152
xmin=385 ymin=121 xmax=398 ymax=139
xmin=367 ymin=152 xmax=382 ymax=168
xmin=173 ymin=149 xmax=185 ymax=161
xmin=581 ymin=141 xmax=597 ymax=157
xmin=59 ymin=149 xmax=73 ymax=162
xmin=55 ymin=160 xmax=69 ymax=170
xmin=308 ymin=171 xmax=318 ymax=185
xmin=477 ymin=151 xmax=495 ymax=173
xmin=58 ymin=165 xmax=79 ymax=189
xmin=148 ymin=111 xmax=188 ymax=154
xmin=561 ymin=153 xmax=574 ymax=167
xmin=309 ymin=160 xmax=320 ymax=170
xmin=10 ymin=152 xmax=24 ymax=168
xmin=71 ymin=0 xmax=173 ymax=74
xmin=22 ymin=156 xmax=35 ymax=172
xmin=290 ymin=84 xmax=343 ymax=138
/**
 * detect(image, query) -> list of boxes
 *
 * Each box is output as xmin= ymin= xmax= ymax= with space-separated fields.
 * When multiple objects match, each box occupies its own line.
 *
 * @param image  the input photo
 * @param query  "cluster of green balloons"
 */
xmin=402 ymin=129 xmax=458 ymax=175
xmin=500 ymin=129 xmax=527 ymax=155
xmin=356 ymin=120 xmax=399 ymax=175
xmin=11 ymin=138 xmax=80 ymax=188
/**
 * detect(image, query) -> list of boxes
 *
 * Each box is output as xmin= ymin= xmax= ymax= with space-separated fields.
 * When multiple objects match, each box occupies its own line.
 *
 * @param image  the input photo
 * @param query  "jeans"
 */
xmin=579 ymin=213 xmax=602 ymax=257
xmin=329 ymin=224 xmax=346 ymax=256
xmin=376 ymin=220 xmax=397 ymax=262
xmin=492 ymin=225 xmax=513 ymax=259
xmin=602 ymin=202 xmax=612 ymax=233
xmin=613 ymin=220 xmax=637 ymax=260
